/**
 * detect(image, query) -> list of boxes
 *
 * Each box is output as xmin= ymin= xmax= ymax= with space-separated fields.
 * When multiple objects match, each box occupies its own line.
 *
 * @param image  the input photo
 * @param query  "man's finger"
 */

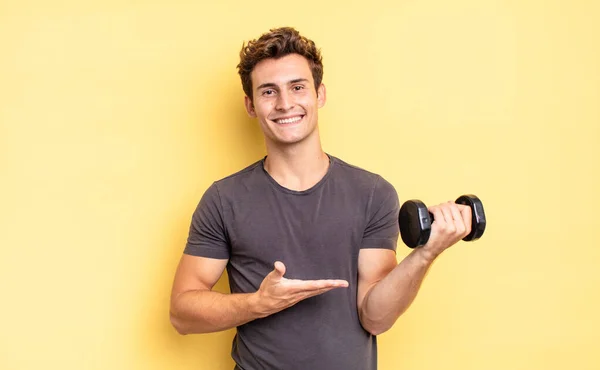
xmin=301 ymin=286 xmax=341 ymax=299
xmin=270 ymin=261 xmax=286 ymax=281
xmin=429 ymin=206 xmax=445 ymax=228
xmin=459 ymin=205 xmax=472 ymax=230
xmin=448 ymin=203 xmax=467 ymax=236
xmin=439 ymin=204 xmax=455 ymax=231
xmin=285 ymin=279 xmax=349 ymax=292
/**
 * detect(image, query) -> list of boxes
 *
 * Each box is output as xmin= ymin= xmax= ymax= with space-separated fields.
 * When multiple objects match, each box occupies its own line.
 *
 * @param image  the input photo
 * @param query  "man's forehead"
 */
xmin=251 ymin=54 xmax=313 ymax=87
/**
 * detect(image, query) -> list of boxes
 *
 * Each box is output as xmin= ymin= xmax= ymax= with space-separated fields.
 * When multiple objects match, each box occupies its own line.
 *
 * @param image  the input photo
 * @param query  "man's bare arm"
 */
xmin=170 ymin=255 xmax=256 ymax=334
xmin=357 ymin=202 xmax=472 ymax=335
xmin=356 ymin=248 xmax=435 ymax=335
xmin=170 ymin=255 xmax=348 ymax=335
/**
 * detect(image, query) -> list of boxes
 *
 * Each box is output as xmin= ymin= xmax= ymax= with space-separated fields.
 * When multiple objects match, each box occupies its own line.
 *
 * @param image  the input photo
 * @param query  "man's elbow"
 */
xmin=367 ymin=327 xmax=387 ymax=336
xmin=170 ymin=312 xmax=190 ymax=335
xmin=362 ymin=321 xmax=391 ymax=336
xmin=359 ymin=311 xmax=395 ymax=336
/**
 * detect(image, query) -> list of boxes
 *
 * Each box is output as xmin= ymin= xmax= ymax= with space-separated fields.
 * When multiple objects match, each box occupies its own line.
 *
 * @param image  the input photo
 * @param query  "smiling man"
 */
xmin=170 ymin=27 xmax=473 ymax=370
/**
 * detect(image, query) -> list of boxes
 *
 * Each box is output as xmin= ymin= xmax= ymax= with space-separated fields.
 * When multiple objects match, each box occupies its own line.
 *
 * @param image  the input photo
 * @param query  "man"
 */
xmin=170 ymin=27 xmax=472 ymax=370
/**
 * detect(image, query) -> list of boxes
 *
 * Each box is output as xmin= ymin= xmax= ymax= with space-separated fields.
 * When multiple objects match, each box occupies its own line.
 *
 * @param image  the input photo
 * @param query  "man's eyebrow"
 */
xmin=289 ymin=78 xmax=310 ymax=84
xmin=256 ymin=78 xmax=310 ymax=91
xmin=256 ymin=82 xmax=278 ymax=90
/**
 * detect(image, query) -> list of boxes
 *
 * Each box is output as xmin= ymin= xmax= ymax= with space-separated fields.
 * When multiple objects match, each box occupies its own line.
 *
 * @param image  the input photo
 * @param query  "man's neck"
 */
xmin=264 ymin=140 xmax=329 ymax=192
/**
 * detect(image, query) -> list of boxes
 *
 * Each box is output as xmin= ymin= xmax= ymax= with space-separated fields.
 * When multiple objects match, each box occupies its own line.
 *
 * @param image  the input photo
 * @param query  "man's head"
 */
xmin=237 ymin=28 xmax=327 ymax=148
xmin=237 ymin=27 xmax=324 ymax=100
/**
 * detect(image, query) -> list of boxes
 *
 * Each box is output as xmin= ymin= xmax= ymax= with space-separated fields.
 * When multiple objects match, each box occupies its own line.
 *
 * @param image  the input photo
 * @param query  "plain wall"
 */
xmin=1 ymin=0 xmax=599 ymax=369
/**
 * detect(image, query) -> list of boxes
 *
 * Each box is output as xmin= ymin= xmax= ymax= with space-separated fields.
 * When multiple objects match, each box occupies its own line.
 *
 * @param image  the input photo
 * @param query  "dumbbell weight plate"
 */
xmin=399 ymin=200 xmax=431 ymax=248
xmin=455 ymin=194 xmax=486 ymax=241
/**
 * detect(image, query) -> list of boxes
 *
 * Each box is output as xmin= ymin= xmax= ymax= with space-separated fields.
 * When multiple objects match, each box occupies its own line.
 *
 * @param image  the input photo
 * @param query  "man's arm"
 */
xmin=170 ymin=255 xmax=349 ymax=335
xmin=357 ymin=202 xmax=472 ymax=335
xmin=170 ymin=254 xmax=255 ymax=334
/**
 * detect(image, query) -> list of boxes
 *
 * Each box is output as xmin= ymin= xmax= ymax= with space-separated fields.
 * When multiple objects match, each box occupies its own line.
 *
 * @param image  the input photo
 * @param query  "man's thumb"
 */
xmin=272 ymin=261 xmax=286 ymax=279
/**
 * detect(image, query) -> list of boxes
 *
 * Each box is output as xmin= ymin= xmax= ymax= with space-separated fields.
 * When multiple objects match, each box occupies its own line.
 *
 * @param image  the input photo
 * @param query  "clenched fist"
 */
xmin=421 ymin=201 xmax=472 ymax=259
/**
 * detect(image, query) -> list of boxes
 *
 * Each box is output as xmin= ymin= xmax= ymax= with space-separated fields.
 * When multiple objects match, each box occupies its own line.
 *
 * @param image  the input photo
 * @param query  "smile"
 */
xmin=274 ymin=116 xmax=303 ymax=124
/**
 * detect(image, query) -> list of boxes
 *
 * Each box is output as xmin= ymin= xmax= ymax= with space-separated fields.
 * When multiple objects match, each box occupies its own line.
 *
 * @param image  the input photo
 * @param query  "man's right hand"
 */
xmin=252 ymin=261 xmax=349 ymax=318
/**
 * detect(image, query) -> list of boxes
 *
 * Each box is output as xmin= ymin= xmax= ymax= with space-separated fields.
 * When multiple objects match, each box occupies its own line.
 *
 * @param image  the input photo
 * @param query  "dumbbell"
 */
xmin=399 ymin=194 xmax=486 ymax=248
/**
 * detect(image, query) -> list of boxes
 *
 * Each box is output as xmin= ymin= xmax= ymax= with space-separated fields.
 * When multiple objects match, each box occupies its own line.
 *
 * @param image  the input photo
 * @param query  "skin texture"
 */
xmin=169 ymin=53 xmax=472 ymax=336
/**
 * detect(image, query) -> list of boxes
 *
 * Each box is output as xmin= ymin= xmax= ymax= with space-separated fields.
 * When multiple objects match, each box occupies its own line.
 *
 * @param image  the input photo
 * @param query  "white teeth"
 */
xmin=276 ymin=116 xmax=302 ymax=124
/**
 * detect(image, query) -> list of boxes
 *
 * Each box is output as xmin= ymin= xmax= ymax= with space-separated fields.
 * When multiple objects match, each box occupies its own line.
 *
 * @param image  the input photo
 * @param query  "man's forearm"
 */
xmin=359 ymin=249 xmax=437 ymax=335
xmin=170 ymin=290 xmax=263 ymax=335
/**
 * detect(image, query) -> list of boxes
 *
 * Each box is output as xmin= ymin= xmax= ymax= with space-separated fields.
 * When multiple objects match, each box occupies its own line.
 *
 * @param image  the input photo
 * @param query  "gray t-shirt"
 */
xmin=184 ymin=154 xmax=400 ymax=370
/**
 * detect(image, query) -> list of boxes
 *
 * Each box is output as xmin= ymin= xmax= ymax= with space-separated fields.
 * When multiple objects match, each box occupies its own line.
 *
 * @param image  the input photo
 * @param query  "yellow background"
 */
xmin=1 ymin=0 xmax=599 ymax=369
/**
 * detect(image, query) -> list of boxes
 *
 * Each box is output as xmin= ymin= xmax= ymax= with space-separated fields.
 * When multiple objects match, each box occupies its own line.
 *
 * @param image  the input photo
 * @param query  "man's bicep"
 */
xmin=171 ymin=254 xmax=228 ymax=301
xmin=357 ymin=248 xmax=397 ymax=311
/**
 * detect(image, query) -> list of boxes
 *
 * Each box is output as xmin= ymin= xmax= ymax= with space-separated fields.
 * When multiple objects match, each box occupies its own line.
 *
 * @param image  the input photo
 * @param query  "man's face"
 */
xmin=245 ymin=54 xmax=326 ymax=147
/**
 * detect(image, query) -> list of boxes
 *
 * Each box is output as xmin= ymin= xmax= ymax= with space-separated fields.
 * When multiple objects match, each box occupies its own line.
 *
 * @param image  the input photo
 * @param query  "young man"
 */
xmin=170 ymin=27 xmax=472 ymax=370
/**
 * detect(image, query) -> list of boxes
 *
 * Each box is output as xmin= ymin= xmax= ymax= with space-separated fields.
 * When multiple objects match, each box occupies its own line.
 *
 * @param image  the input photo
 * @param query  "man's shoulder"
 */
xmin=209 ymin=158 xmax=265 ymax=194
xmin=216 ymin=158 xmax=263 ymax=182
xmin=329 ymin=154 xmax=397 ymax=196
xmin=330 ymin=155 xmax=388 ymax=184
xmin=331 ymin=155 xmax=378 ymax=178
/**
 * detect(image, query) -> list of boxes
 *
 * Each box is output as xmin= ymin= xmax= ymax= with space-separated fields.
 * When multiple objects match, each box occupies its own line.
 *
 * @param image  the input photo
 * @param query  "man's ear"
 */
xmin=244 ymin=95 xmax=257 ymax=118
xmin=317 ymin=83 xmax=327 ymax=108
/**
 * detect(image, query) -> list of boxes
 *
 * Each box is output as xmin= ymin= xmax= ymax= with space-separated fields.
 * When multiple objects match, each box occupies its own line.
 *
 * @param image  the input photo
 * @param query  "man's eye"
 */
xmin=263 ymin=89 xmax=275 ymax=96
xmin=293 ymin=85 xmax=304 ymax=91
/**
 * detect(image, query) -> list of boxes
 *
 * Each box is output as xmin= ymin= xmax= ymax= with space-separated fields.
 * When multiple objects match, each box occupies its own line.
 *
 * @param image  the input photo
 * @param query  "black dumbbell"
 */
xmin=399 ymin=194 xmax=486 ymax=248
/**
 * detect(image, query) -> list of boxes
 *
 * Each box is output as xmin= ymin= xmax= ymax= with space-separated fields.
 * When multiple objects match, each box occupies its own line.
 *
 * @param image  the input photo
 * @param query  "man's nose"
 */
xmin=275 ymin=91 xmax=294 ymax=111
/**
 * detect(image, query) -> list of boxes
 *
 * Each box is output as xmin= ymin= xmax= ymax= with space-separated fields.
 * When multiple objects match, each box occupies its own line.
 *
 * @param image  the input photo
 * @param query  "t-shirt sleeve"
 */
xmin=183 ymin=182 xmax=230 ymax=259
xmin=361 ymin=175 xmax=400 ymax=251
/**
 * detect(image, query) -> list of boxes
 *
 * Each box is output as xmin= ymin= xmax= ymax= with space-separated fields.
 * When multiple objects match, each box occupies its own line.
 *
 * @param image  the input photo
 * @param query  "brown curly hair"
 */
xmin=237 ymin=27 xmax=324 ymax=100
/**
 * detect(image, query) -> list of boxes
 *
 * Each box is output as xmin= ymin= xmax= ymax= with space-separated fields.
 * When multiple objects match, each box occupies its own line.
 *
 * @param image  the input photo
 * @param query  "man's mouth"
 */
xmin=274 ymin=115 xmax=304 ymax=125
